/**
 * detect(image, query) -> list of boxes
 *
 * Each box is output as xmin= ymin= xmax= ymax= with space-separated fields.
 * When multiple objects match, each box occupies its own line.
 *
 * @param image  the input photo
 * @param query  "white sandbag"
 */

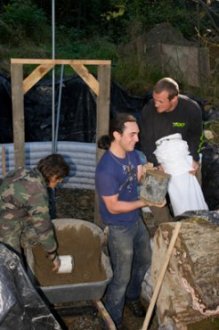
xmin=168 ymin=173 xmax=208 ymax=216
xmin=154 ymin=134 xmax=208 ymax=216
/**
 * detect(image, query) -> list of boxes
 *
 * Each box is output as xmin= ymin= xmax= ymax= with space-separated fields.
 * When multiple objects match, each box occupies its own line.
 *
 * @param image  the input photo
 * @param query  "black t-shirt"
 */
xmin=139 ymin=95 xmax=203 ymax=165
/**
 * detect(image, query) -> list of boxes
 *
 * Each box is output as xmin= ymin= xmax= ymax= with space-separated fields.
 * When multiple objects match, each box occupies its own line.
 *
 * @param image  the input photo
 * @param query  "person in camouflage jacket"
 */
xmin=0 ymin=153 xmax=69 ymax=272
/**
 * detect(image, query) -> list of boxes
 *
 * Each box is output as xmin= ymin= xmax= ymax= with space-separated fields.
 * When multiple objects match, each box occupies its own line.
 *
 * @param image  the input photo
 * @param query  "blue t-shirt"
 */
xmin=95 ymin=150 xmax=141 ymax=226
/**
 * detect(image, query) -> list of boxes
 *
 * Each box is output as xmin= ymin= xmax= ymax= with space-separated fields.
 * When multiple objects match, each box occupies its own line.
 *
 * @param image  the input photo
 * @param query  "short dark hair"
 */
xmin=37 ymin=154 xmax=69 ymax=184
xmin=98 ymin=113 xmax=137 ymax=150
xmin=153 ymin=77 xmax=179 ymax=100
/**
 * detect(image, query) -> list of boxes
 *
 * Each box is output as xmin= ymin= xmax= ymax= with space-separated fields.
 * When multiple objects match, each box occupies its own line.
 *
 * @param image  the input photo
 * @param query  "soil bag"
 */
xmin=0 ymin=243 xmax=62 ymax=330
xmin=154 ymin=133 xmax=208 ymax=216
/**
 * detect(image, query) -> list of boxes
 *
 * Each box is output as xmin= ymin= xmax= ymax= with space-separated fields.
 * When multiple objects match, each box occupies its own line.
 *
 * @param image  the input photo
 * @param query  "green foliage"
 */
xmin=56 ymin=28 xmax=118 ymax=60
xmin=131 ymin=0 xmax=197 ymax=38
xmin=55 ymin=33 xmax=119 ymax=76
xmin=0 ymin=0 xmax=49 ymax=45
xmin=0 ymin=0 xmax=218 ymax=103
xmin=112 ymin=55 xmax=163 ymax=95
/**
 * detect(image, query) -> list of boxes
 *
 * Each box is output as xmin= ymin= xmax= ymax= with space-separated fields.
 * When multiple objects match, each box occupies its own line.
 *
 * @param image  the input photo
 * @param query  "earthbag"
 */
xmin=154 ymin=133 xmax=208 ymax=216
xmin=0 ymin=243 xmax=62 ymax=330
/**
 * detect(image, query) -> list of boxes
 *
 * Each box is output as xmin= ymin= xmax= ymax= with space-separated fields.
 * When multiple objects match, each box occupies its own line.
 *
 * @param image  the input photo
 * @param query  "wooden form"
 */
xmin=10 ymin=58 xmax=111 ymax=224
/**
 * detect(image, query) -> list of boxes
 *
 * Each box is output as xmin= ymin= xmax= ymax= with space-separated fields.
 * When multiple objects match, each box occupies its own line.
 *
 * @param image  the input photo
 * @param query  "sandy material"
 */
xmin=32 ymin=226 xmax=107 ymax=286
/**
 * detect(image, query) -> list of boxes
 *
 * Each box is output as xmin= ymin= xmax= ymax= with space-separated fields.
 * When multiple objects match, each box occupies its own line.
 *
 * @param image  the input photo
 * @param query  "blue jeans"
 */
xmin=104 ymin=217 xmax=151 ymax=326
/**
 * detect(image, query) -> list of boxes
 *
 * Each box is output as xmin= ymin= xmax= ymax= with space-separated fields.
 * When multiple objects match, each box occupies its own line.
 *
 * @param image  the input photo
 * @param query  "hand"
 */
xmin=142 ymin=162 xmax=154 ymax=173
xmin=52 ymin=256 xmax=61 ymax=272
xmin=149 ymin=199 xmax=166 ymax=208
xmin=189 ymin=160 xmax=199 ymax=175
xmin=141 ymin=198 xmax=166 ymax=208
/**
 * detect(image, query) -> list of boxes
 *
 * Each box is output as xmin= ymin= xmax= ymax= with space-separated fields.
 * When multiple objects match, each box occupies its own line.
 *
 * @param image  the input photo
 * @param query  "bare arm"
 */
xmin=102 ymin=194 xmax=165 ymax=215
xmin=52 ymin=256 xmax=61 ymax=272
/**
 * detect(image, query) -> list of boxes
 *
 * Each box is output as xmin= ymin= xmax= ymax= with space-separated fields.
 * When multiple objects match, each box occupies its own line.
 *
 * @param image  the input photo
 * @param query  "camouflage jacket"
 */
xmin=0 ymin=167 xmax=57 ymax=253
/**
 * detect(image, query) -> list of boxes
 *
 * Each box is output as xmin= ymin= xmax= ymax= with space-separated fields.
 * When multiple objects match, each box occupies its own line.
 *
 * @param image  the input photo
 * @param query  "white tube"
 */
xmin=58 ymin=255 xmax=74 ymax=274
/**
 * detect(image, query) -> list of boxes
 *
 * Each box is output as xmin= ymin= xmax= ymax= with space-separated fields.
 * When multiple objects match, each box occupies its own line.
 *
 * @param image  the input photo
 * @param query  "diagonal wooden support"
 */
xmin=23 ymin=63 xmax=54 ymax=94
xmin=70 ymin=63 xmax=99 ymax=96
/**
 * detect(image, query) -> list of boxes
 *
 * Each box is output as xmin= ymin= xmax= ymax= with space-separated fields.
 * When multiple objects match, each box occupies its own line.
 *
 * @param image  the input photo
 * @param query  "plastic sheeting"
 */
xmin=0 ymin=74 xmax=144 ymax=144
xmin=202 ymin=143 xmax=219 ymax=210
xmin=174 ymin=209 xmax=219 ymax=225
xmin=0 ymin=243 xmax=62 ymax=330
xmin=0 ymin=74 xmax=13 ymax=143
xmin=0 ymin=73 xmax=210 ymax=144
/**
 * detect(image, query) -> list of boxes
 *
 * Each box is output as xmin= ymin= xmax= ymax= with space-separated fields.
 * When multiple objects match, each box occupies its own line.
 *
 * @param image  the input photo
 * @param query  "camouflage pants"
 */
xmin=0 ymin=220 xmax=38 ymax=253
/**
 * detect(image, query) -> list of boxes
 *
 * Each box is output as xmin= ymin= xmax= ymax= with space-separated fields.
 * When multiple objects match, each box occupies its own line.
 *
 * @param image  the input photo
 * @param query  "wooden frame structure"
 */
xmin=11 ymin=58 xmax=111 ymax=167
xmin=11 ymin=58 xmax=111 ymax=225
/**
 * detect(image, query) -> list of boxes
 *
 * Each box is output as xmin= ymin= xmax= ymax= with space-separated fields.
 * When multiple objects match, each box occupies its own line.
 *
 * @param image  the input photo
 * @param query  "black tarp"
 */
xmin=0 ymin=73 xmax=213 ymax=143
xmin=0 ymin=74 xmax=143 ymax=143
xmin=202 ymin=143 xmax=219 ymax=210
xmin=0 ymin=243 xmax=62 ymax=330
xmin=174 ymin=209 xmax=219 ymax=225
xmin=0 ymin=74 xmax=13 ymax=143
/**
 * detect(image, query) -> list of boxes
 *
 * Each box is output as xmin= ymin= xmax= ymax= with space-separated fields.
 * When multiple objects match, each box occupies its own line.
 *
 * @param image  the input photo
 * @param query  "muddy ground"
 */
xmin=51 ymin=188 xmax=219 ymax=330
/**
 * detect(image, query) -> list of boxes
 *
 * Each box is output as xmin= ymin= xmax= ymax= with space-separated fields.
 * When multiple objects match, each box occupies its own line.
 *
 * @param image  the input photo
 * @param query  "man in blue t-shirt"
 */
xmin=95 ymin=113 xmax=165 ymax=329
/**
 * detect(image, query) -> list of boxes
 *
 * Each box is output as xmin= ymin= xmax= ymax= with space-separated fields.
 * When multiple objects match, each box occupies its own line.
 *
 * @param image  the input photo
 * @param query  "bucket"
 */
xmin=140 ymin=169 xmax=170 ymax=204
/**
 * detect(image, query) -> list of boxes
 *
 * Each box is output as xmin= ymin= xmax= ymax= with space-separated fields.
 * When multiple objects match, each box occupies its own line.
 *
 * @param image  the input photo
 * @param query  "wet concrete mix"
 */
xmin=32 ymin=226 xmax=106 ymax=286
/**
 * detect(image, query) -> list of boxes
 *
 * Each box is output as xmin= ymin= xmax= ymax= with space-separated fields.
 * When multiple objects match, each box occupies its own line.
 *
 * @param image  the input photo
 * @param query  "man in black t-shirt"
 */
xmin=139 ymin=77 xmax=203 ymax=222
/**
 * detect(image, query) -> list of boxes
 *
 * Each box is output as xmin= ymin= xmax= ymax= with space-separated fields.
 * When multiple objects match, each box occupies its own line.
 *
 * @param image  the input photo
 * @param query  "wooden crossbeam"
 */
xmin=11 ymin=58 xmax=111 ymax=65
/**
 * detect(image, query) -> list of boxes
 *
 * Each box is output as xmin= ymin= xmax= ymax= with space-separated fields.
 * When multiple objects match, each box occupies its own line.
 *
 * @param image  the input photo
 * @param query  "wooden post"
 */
xmin=11 ymin=63 xmax=25 ymax=168
xmin=94 ymin=64 xmax=111 ymax=225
